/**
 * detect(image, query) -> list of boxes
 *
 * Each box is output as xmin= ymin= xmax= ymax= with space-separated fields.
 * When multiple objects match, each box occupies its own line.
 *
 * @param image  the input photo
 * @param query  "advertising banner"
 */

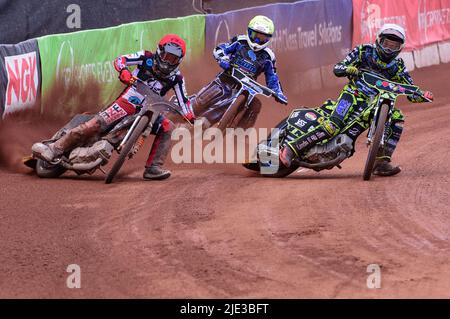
xmin=0 ymin=39 xmax=41 ymax=118
xmin=37 ymin=15 xmax=205 ymax=112
xmin=353 ymin=0 xmax=450 ymax=50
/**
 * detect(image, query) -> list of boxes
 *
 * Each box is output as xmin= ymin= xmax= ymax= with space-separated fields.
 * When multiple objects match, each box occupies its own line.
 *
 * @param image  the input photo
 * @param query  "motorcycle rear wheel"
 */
xmin=217 ymin=95 xmax=246 ymax=133
xmin=35 ymin=159 xmax=67 ymax=178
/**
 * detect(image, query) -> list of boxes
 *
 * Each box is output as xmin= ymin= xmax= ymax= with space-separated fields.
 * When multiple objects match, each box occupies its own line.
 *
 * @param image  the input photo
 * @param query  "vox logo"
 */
xmin=4 ymin=51 xmax=39 ymax=115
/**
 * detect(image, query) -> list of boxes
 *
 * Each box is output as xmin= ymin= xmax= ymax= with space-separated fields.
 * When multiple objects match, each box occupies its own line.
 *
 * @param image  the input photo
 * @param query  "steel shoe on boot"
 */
xmin=373 ymin=159 xmax=401 ymax=176
xmin=143 ymin=165 xmax=171 ymax=180
xmin=31 ymin=143 xmax=63 ymax=162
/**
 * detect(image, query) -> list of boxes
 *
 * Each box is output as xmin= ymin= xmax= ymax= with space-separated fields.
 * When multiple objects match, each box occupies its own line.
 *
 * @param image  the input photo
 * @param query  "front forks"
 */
xmin=118 ymin=115 xmax=142 ymax=152
xmin=117 ymin=108 xmax=153 ymax=153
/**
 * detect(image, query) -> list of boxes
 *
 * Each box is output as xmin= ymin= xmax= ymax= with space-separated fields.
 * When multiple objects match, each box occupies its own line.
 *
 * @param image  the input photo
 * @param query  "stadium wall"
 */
xmin=37 ymin=15 xmax=205 ymax=114
xmin=0 ymin=1 xmax=298 ymax=45
xmin=352 ymin=0 xmax=450 ymax=71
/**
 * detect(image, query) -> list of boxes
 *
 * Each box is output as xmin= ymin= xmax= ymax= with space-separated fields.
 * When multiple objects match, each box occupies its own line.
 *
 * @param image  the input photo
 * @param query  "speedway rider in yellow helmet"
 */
xmin=191 ymin=15 xmax=288 ymax=128
xmin=246 ymin=15 xmax=275 ymax=51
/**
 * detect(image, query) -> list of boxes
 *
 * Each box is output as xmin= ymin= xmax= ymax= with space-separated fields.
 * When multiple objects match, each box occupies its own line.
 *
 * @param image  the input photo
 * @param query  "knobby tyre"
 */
xmin=363 ymin=104 xmax=389 ymax=181
xmin=105 ymin=115 xmax=150 ymax=184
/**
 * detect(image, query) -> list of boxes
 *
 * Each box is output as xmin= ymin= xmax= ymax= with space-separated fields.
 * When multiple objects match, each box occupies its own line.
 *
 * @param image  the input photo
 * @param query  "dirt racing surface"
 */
xmin=0 ymin=63 xmax=449 ymax=298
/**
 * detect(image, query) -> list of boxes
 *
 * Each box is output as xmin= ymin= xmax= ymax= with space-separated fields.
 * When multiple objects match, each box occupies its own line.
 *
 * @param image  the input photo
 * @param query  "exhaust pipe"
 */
xmin=61 ymin=158 xmax=103 ymax=171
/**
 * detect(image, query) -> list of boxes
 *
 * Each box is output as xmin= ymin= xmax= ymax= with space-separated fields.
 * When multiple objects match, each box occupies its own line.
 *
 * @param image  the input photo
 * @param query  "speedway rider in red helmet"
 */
xmin=33 ymin=34 xmax=194 ymax=180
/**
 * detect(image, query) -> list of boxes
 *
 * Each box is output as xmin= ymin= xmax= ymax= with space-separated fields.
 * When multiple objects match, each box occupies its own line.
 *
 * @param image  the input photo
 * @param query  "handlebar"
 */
xmin=130 ymin=77 xmax=194 ymax=124
xmin=355 ymin=69 xmax=423 ymax=98
xmin=358 ymin=68 xmax=382 ymax=78
xmin=230 ymin=68 xmax=279 ymax=99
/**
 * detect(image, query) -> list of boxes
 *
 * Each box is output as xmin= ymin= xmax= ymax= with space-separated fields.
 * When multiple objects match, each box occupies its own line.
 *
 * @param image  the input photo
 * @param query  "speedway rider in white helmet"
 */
xmin=191 ymin=15 xmax=288 ymax=128
xmin=280 ymin=23 xmax=434 ymax=176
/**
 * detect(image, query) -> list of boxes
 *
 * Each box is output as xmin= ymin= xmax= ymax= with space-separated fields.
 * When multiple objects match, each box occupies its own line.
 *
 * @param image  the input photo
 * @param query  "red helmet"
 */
xmin=154 ymin=34 xmax=186 ymax=77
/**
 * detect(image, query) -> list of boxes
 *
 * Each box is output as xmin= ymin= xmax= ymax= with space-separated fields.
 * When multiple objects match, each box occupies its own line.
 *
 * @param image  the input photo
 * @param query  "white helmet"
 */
xmin=246 ymin=15 xmax=275 ymax=51
xmin=376 ymin=24 xmax=406 ymax=62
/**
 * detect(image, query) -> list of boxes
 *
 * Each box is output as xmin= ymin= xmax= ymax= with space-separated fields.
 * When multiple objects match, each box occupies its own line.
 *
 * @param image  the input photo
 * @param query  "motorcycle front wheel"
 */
xmin=363 ymin=103 xmax=389 ymax=181
xmin=105 ymin=115 xmax=149 ymax=184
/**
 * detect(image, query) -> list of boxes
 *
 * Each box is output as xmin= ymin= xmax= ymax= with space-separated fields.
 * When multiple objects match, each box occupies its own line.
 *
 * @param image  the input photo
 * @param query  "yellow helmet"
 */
xmin=247 ymin=15 xmax=274 ymax=51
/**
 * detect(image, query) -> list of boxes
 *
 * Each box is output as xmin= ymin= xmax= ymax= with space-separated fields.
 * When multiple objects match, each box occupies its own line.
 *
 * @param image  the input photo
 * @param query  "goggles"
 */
xmin=379 ymin=35 xmax=403 ymax=53
xmin=248 ymin=29 xmax=272 ymax=45
xmin=158 ymin=43 xmax=183 ymax=65
xmin=158 ymin=51 xmax=181 ymax=65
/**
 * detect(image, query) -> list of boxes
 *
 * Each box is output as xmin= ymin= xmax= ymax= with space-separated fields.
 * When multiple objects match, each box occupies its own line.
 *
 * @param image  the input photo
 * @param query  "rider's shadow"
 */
xmin=287 ymin=172 xmax=364 ymax=180
xmin=248 ymin=170 xmax=365 ymax=180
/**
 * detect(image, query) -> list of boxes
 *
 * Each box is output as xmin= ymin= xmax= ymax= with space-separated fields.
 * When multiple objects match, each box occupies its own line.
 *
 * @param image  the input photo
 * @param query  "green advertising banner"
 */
xmin=37 ymin=15 xmax=205 ymax=113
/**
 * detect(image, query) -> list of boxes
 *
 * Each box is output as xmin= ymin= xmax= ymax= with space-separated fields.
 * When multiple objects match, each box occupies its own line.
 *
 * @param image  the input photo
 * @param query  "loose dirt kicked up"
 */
xmin=0 ymin=63 xmax=449 ymax=298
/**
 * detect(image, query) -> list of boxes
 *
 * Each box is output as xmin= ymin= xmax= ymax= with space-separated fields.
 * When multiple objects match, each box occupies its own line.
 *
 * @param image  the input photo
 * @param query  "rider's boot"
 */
xmin=372 ymin=142 xmax=402 ymax=176
xmin=373 ymin=117 xmax=404 ymax=177
xmin=143 ymin=165 xmax=171 ymax=180
xmin=373 ymin=159 xmax=401 ymax=176
xmin=31 ymin=142 xmax=64 ymax=162
xmin=32 ymin=117 xmax=102 ymax=162
xmin=143 ymin=118 xmax=173 ymax=181
xmin=279 ymin=119 xmax=338 ymax=167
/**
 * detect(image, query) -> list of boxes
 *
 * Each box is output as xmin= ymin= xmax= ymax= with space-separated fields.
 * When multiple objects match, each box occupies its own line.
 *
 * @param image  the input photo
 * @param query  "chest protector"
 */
xmin=351 ymin=45 xmax=404 ymax=97
xmin=361 ymin=46 xmax=401 ymax=79
xmin=135 ymin=57 xmax=177 ymax=96
xmin=230 ymin=40 xmax=271 ymax=79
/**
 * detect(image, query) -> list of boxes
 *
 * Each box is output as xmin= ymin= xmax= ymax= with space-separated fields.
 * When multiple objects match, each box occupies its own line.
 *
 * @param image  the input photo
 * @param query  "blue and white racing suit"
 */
xmin=192 ymin=35 xmax=287 ymax=128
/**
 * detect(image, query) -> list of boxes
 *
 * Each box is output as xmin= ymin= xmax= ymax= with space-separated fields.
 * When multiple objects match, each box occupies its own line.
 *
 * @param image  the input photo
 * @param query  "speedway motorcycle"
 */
xmin=193 ymin=67 xmax=282 ymax=132
xmin=24 ymin=79 xmax=189 ymax=184
xmin=243 ymin=69 xmax=431 ymax=180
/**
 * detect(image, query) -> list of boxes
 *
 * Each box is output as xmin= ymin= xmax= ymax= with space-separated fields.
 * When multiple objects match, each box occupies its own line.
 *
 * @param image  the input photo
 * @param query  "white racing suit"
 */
xmin=45 ymin=50 xmax=194 ymax=173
